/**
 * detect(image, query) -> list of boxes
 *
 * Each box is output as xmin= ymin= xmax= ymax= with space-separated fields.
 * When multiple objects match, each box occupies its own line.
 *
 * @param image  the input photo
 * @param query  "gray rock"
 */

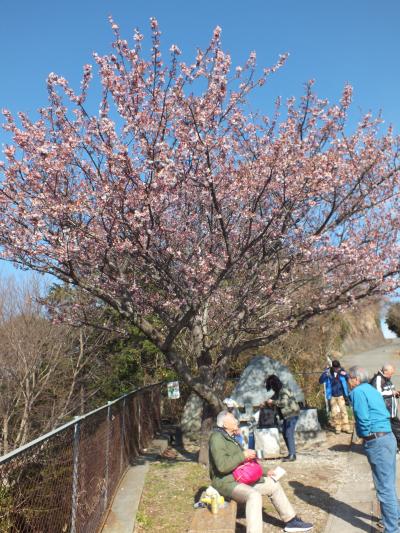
xmin=230 ymin=355 xmax=305 ymax=413
xmin=229 ymin=356 xmax=322 ymax=435
xmin=296 ymin=408 xmax=321 ymax=432
xmin=254 ymin=428 xmax=281 ymax=456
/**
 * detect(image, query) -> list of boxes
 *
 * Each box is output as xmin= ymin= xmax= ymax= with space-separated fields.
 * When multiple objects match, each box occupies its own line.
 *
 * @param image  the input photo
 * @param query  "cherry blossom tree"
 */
xmin=1 ymin=18 xmax=400 ymax=422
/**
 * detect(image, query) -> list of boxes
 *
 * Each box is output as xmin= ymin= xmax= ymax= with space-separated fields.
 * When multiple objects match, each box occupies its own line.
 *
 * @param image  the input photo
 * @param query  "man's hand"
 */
xmin=244 ymin=449 xmax=256 ymax=460
xmin=266 ymin=469 xmax=276 ymax=477
xmin=340 ymin=370 xmax=347 ymax=376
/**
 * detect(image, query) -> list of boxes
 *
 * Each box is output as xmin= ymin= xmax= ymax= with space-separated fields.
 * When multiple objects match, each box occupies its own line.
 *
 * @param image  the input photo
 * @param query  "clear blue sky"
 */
xmin=0 ymin=0 xmax=399 ymax=281
xmin=1 ymin=0 xmax=399 ymax=126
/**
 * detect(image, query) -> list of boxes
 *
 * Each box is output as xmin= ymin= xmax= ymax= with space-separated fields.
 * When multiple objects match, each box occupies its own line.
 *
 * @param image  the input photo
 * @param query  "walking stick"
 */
xmin=324 ymin=354 xmax=333 ymax=418
xmin=323 ymin=382 xmax=329 ymax=417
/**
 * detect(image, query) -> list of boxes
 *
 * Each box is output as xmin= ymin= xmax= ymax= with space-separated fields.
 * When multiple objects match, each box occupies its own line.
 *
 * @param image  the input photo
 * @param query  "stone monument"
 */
xmin=230 ymin=355 xmax=305 ymax=411
xmin=230 ymin=355 xmax=324 ymax=452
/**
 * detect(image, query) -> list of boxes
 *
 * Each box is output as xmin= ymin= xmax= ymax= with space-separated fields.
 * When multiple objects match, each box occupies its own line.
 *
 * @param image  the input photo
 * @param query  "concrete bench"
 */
xmin=189 ymin=500 xmax=237 ymax=533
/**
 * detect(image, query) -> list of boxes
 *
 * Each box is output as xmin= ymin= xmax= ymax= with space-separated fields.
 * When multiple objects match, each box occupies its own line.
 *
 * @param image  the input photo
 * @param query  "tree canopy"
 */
xmin=1 ymin=19 xmax=400 ymax=409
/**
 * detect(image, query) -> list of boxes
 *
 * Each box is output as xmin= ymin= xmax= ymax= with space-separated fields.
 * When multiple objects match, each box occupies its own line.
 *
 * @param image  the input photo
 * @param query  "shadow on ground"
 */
xmin=194 ymin=485 xmax=209 ymax=503
xmin=129 ymin=445 xmax=198 ymax=471
xmin=328 ymin=443 xmax=364 ymax=455
xmin=235 ymin=505 xmax=283 ymax=532
xmin=289 ymin=480 xmax=372 ymax=532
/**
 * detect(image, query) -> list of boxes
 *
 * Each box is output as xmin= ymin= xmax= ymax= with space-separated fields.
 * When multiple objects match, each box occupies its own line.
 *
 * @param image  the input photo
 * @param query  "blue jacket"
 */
xmin=349 ymin=382 xmax=391 ymax=437
xmin=319 ymin=369 xmax=349 ymax=400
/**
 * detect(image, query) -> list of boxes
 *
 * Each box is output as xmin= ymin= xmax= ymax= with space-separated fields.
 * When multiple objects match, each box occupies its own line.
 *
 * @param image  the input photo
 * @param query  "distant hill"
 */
xmin=341 ymin=300 xmax=386 ymax=354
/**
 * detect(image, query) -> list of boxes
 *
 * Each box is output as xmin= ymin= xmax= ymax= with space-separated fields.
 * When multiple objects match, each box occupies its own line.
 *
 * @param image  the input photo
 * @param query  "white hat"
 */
xmin=223 ymin=398 xmax=238 ymax=409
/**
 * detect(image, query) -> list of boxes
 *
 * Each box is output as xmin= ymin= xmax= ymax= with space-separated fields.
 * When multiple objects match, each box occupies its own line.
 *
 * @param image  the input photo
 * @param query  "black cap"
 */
xmin=332 ymin=360 xmax=341 ymax=368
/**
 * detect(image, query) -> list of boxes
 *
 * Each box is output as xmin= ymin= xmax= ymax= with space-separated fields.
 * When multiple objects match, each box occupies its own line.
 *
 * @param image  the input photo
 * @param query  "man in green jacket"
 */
xmin=209 ymin=411 xmax=313 ymax=533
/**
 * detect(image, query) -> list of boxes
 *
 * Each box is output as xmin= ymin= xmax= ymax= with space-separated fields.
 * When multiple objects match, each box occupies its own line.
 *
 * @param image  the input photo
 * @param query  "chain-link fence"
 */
xmin=0 ymin=383 xmax=162 ymax=533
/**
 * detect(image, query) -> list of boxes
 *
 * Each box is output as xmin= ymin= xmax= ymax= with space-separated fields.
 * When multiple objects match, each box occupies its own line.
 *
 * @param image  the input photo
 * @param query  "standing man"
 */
xmin=319 ymin=359 xmax=352 ymax=434
xmin=348 ymin=365 xmax=399 ymax=533
xmin=370 ymin=363 xmax=400 ymax=451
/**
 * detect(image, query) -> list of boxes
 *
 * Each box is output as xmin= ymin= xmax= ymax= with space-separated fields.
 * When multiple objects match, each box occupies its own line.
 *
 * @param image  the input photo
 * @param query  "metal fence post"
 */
xmin=120 ymin=397 xmax=126 ymax=472
xmin=104 ymin=401 xmax=112 ymax=510
xmin=71 ymin=418 xmax=81 ymax=533
xmin=138 ymin=398 xmax=141 ymax=451
xmin=151 ymin=388 xmax=155 ymax=434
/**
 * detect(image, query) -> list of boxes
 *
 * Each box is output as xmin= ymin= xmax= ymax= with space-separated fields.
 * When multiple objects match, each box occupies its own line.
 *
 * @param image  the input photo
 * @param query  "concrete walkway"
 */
xmin=101 ymin=437 xmax=168 ymax=533
xmin=324 ymin=339 xmax=400 ymax=533
xmin=324 ymin=441 xmax=386 ymax=533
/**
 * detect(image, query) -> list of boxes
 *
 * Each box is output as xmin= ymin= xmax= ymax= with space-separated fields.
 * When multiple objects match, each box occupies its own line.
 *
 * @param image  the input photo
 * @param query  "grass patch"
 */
xmin=136 ymin=510 xmax=153 ymax=529
xmin=134 ymin=457 xmax=210 ymax=532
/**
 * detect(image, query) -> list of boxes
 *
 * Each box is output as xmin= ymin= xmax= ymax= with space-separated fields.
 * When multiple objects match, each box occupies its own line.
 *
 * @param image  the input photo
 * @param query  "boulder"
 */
xmin=230 ymin=355 xmax=305 ymax=415
xmin=230 ymin=356 xmax=322 ymax=438
xmin=254 ymin=428 xmax=281 ymax=457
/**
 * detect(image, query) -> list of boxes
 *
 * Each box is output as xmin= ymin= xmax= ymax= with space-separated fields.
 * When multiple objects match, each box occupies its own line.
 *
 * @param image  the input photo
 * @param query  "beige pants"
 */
xmin=330 ymin=395 xmax=350 ymax=431
xmin=231 ymin=478 xmax=295 ymax=533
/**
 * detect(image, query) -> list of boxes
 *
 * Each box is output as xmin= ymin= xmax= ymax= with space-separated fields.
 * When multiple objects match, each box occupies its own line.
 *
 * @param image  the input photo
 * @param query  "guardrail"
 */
xmin=0 ymin=383 xmax=162 ymax=533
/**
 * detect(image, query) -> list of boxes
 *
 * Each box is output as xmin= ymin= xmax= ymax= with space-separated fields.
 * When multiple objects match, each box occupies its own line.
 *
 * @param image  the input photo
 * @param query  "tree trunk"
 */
xmin=181 ymin=392 xmax=204 ymax=435
xmin=174 ymin=316 xmax=230 ymax=464
xmin=2 ymin=416 xmax=9 ymax=455
xmin=80 ymin=385 xmax=85 ymax=415
xmin=198 ymin=403 xmax=216 ymax=466
xmin=15 ymin=400 xmax=30 ymax=448
xmin=196 ymin=359 xmax=229 ymax=465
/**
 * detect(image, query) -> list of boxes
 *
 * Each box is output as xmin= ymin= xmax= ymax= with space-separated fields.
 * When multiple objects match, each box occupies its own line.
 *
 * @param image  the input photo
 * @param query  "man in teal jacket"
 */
xmin=208 ymin=411 xmax=313 ymax=532
xmin=348 ymin=365 xmax=399 ymax=533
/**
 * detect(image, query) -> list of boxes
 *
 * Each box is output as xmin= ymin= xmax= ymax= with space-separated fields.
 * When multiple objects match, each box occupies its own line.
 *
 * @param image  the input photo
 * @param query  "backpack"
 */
xmin=258 ymin=406 xmax=279 ymax=428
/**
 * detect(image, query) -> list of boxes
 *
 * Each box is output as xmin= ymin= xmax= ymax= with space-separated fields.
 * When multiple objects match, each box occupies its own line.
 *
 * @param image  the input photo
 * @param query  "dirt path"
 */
xmin=237 ymin=431 xmax=355 ymax=532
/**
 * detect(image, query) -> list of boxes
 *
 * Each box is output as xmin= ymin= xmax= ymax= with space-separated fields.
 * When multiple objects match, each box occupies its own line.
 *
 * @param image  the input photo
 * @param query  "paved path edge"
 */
xmin=101 ymin=438 xmax=169 ymax=533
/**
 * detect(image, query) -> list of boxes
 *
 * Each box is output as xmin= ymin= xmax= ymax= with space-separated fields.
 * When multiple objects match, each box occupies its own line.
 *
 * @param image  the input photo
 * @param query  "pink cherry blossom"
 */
xmin=0 ymin=19 xmax=400 ymax=410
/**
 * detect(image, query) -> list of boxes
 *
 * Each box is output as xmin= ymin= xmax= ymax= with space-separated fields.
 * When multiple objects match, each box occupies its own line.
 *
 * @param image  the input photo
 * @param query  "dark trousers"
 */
xmin=390 ymin=417 xmax=400 ymax=450
xmin=282 ymin=415 xmax=298 ymax=456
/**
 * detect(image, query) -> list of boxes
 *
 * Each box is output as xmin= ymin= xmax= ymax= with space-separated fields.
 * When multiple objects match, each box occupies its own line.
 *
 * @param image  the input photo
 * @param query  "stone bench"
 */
xmin=189 ymin=500 xmax=237 ymax=533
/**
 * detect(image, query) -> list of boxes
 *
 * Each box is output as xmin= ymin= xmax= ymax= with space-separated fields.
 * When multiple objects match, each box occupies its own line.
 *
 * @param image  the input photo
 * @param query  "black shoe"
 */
xmin=283 ymin=454 xmax=296 ymax=462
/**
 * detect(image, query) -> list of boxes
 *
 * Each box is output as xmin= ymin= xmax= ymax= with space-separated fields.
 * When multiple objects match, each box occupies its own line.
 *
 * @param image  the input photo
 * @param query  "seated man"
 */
xmin=209 ymin=410 xmax=313 ymax=533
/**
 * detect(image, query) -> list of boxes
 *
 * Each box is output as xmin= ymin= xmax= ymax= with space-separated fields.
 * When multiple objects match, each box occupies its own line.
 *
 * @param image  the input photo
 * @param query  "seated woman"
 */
xmin=208 ymin=410 xmax=313 ymax=533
